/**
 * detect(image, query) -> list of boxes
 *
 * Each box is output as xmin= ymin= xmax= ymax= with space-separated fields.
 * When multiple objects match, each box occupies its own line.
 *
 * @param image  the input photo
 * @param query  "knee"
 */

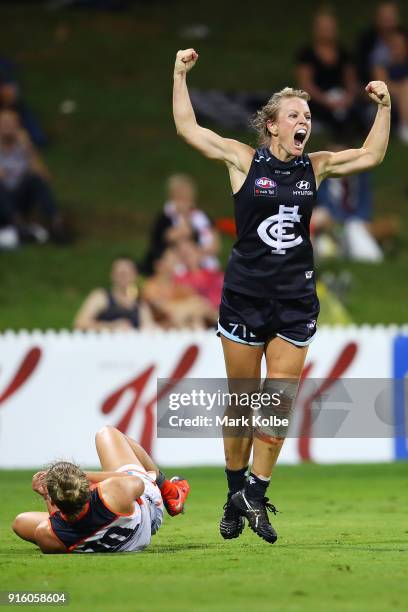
xmin=95 ymin=425 xmax=116 ymax=443
xmin=254 ymin=430 xmax=285 ymax=446
xmin=12 ymin=513 xmax=27 ymax=536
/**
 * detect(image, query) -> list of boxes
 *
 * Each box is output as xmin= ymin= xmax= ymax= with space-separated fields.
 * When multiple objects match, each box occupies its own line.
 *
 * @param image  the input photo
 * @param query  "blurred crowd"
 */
xmin=1 ymin=2 xmax=405 ymax=330
xmin=74 ymin=175 xmax=224 ymax=332
xmin=0 ymin=53 xmax=67 ymax=249
xmin=74 ymin=1 xmax=405 ymax=332
xmin=296 ymin=2 xmax=408 ymax=142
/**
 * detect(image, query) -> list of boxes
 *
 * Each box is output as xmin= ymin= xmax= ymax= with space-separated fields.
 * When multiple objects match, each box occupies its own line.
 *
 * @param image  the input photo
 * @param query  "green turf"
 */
xmin=0 ymin=3 xmax=407 ymax=329
xmin=1 ymin=464 xmax=407 ymax=611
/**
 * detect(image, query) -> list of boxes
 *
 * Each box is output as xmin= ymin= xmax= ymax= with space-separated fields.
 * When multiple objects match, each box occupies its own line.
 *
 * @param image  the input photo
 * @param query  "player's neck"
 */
xmin=268 ymin=142 xmax=295 ymax=163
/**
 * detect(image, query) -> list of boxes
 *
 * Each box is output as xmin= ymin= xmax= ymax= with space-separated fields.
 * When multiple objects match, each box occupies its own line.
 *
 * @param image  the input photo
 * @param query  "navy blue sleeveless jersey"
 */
xmin=223 ymin=147 xmax=317 ymax=299
xmin=49 ymin=487 xmax=119 ymax=552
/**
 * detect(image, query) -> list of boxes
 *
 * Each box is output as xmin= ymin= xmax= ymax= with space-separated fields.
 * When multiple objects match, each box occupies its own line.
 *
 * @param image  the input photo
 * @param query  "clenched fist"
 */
xmin=174 ymin=49 xmax=199 ymax=76
xmin=365 ymin=81 xmax=391 ymax=107
xmin=32 ymin=471 xmax=48 ymax=497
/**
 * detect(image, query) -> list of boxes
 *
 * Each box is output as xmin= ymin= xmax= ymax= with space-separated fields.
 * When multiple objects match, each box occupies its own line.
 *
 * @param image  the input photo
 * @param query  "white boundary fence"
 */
xmin=0 ymin=326 xmax=406 ymax=467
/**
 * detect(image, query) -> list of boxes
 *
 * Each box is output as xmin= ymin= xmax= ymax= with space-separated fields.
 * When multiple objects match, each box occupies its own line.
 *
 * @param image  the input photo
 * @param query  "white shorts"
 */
xmin=116 ymin=463 xmax=164 ymax=537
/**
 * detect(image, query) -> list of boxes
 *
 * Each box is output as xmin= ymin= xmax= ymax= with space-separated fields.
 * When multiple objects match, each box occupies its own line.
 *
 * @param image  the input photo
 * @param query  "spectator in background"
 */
xmin=141 ymin=173 xmax=220 ymax=275
xmin=356 ymin=1 xmax=403 ymax=85
xmin=373 ymin=29 xmax=408 ymax=142
xmin=296 ymin=8 xmax=364 ymax=138
xmin=0 ymin=110 xmax=64 ymax=244
xmin=74 ymin=256 xmax=154 ymax=331
xmin=142 ymin=246 xmax=218 ymax=329
xmin=313 ymin=145 xmax=383 ymax=262
xmin=0 ymin=54 xmax=47 ymax=148
xmin=175 ymin=238 xmax=224 ymax=309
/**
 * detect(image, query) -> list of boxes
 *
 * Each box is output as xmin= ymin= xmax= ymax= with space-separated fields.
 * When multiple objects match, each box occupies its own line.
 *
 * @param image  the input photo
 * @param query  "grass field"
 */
xmin=0 ymin=3 xmax=407 ymax=329
xmin=1 ymin=464 xmax=407 ymax=611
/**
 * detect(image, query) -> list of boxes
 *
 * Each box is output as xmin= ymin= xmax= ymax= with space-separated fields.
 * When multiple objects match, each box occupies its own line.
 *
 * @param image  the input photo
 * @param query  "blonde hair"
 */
xmin=252 ymin=87 xmax=311 ymax=145
xmin=46 ymin=461 xmax=90 ymax=520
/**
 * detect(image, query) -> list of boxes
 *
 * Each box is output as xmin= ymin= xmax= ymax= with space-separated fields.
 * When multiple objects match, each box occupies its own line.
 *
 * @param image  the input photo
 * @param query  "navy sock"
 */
xmin=225 ymin=466 xmax=248 ymax=496
xmin=156 ymin=470 xmax=166 ymax=489
xmin=244 ymin=472 xmax=270 ymax=500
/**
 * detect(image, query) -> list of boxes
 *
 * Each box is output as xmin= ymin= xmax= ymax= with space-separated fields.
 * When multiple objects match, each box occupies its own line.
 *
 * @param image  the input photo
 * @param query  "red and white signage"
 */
xmin=0 ymin=327 xmax=394 ymax=468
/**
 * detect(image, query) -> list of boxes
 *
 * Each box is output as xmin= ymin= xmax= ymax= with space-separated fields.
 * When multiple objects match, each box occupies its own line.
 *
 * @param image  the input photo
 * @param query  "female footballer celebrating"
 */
xmin=173 ymin=49 xmax=390 ymax=544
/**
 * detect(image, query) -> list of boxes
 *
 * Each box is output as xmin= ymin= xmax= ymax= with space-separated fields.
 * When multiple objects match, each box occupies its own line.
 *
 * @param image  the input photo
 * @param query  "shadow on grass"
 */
xmin=2 ymin=541 xmax=407 ymax=558
xmin=278 ymin=543 xmax=408 ymax=553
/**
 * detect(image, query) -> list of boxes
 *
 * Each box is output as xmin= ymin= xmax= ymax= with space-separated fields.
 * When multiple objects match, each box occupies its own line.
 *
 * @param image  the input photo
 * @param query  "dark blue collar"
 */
xmin=257 ymin=147 xmax=310 ymax=168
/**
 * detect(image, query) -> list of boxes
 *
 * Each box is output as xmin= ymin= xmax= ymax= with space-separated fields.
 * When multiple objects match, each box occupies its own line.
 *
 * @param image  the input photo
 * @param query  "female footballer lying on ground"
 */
xmin=12 ymin=426 xmax=190 ymax=553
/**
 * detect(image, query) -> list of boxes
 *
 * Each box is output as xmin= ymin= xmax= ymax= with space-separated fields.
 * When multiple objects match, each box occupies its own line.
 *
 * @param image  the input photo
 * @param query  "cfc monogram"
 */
xmin=257 ymin=205 xmax=303 ymax=254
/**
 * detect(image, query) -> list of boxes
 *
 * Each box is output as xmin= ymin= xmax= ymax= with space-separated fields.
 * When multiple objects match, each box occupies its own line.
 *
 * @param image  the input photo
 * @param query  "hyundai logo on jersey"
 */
xmin=296 ymin=181 xmax=310 ymax=190
xmin=254 ymin=177 xmax=277 ymax=197
xmin=293 ymin=180 xmax=313 ymax=196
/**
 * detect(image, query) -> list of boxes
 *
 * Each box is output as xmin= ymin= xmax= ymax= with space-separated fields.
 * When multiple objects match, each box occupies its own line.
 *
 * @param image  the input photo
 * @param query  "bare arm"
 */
xmin=310 ymin=81 xmax=391 ymax=186
xmin=73 ymin=289 xmax=108 ymax=330
xmin=99 ymin=476 xmax=145 ymax=514
xmin=74 ymin=290 xmax=135 ymax=332
xmin=173 ymin=49 xmax=253 ymax=173
xmin=85 ymin=470 xmax=134 ymax=483
xmin=138 ymin=301 xmax=157 ymax=330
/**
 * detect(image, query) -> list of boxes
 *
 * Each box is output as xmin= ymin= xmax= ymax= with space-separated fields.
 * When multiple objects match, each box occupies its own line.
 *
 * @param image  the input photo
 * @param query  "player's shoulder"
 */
xmin=86 ymin=288 xmax=109 ymax=305
xmin=308 ymin=150 xmax=332 ymax=170
xmin=224 ymin=139 xmax=255 ymax=161
xmin=308 ymin=151 xmax=333 ymax=187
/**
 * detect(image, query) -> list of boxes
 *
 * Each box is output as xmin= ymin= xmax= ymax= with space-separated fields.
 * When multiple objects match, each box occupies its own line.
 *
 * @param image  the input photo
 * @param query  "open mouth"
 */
xmin=294 ymin=128 xmax=307 ymax=149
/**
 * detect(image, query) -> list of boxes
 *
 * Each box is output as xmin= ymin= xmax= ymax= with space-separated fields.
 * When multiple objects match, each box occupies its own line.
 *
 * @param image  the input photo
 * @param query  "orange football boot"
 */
xmin=160 ymin=476 xmax=190 ymax=516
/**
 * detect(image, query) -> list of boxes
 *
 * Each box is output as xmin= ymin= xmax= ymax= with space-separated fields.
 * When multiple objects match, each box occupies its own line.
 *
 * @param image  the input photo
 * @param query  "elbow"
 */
xmin=377 ymin=150 xmax=387 ymax=164
xmin=175 ymin=126 xmax=190 ymax=142
xmin=362 ymin=148 xmax=385 ymax=169
xmin=173 ymin=119 xmax=197 ymax=142
xmin=372 ymin=153 xmax=386 ymax=167
xmin=173 ymin=118 xmax=185 ymax=138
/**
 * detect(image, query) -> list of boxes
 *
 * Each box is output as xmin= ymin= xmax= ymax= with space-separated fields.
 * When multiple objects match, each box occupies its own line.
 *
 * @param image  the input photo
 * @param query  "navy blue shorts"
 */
xmin=217 ymin=288 xmax=320 ymax=347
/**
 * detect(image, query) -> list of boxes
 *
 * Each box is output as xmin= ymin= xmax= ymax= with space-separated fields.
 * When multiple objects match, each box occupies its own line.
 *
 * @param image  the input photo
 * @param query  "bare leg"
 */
xmin=228 ymin=337 xmax=309 ymax=543
xmin=221 ymin=336 xmax=263 ymax=470
xmin=251 ymin=337 xmax=308 ymax=479
xmin=95 ymin=426 xmax=157 ymax=473
xmin=95 ymin=426 xmax=190 ymax=516
xmin=12 ymin=512 xmax=48 ymax=543
xmin=125 ymin=434 xmax=159 ymax=476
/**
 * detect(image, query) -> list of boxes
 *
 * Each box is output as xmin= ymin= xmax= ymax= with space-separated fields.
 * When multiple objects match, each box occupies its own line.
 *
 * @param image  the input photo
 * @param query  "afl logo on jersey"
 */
xmin=254 ymin=177 xmax=277 ymax=197
xmin=256 ymin=177 xmax=276 ymax=188
xmin=257 ymin=204 xmax=303 ymax=255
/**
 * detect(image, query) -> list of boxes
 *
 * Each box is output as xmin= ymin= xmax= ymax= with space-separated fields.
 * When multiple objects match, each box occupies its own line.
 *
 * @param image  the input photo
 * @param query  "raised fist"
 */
xmin=365 ymin=81 xmax=391 ymax=107
xmin=174 ymin=49 xmax=199 ymax=76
